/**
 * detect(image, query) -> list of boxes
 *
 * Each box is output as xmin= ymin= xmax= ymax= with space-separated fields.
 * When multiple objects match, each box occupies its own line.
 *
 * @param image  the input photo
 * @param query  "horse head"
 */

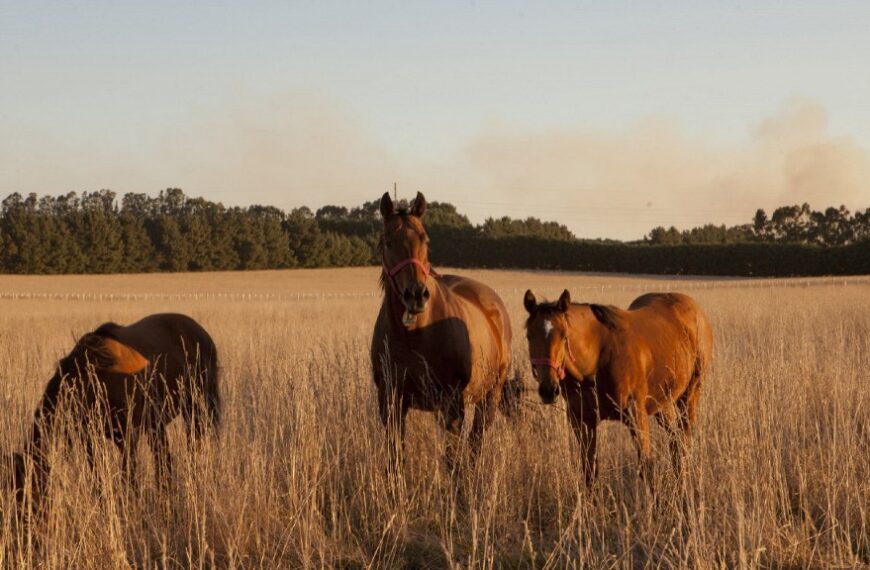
xmin=379 ymin=191 xmax=433 ymax=324
xmin=524 ymin=289 xmax=577 ymax=403
xmin=524 ymin=289 xmax=619 ymax=404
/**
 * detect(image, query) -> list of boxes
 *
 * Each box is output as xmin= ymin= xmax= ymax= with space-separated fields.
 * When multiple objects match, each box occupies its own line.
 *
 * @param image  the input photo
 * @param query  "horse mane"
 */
xmin=92 ymin=322 xmax=121 ymax=340
xmin=524 ymin=301 xmax=581 ymax=329
xmin=589 ymin=304 xmax=623 ymax=330
xmin=376 ymin=235 xmax=388 ymax=292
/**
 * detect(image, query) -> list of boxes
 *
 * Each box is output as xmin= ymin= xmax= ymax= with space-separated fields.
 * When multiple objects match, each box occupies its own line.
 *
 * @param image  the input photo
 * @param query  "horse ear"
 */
xmin=557 ymin=289 xmax=571 ymax=312
xmin=379 ymin=192 xmax=395 ymax=219
xmin=590 ymin=304 xmax=620 ymax=329
xmin=410 ymin=192 xmax=427 ymax=218
xmin=99 ymin=338 xmax=149 ymax=374
xmin=523 ymin=290 xmax=537 ymax=314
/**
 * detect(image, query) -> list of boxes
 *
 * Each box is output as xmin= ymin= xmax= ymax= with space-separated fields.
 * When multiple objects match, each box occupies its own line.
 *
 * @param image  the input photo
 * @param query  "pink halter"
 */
xmin=386 ymin=257 xmax=431 ymax=279
xmin=383 ymin=257 xmax=433 ymax=298
xmin=530 ymin=341 xmax=576 ymax=381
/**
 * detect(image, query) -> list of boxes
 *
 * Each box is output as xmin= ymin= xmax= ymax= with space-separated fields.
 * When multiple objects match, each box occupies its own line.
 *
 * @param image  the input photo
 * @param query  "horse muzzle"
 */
xmin=402 ymin=283 xmax=430 ymax=316
xmin=538 ymin=381 xmax=560 ymax=404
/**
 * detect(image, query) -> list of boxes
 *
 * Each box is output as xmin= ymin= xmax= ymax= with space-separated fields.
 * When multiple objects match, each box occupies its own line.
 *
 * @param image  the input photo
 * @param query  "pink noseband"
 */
xmin=383 ymin=257 xmax=433 ymax=299
xmin=530 ymin=342 xmax=576 ymax=381
xmin=386 ymin=257 xmax=431 ymax=279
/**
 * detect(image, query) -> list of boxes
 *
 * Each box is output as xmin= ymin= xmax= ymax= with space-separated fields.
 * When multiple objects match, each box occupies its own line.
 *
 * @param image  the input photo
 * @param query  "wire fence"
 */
xmin=0 ymin=275 xmax=867 ymax=303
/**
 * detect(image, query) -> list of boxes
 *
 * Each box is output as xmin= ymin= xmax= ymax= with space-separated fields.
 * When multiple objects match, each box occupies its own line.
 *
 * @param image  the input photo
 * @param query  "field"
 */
xmin=1 ymin=268 xmax=868 ymax=569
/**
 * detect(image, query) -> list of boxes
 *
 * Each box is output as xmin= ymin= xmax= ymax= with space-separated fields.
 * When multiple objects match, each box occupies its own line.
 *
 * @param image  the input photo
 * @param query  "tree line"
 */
xmin=645 ymin=204 xmax=870 ymax=246
xmin=1 ymin=189 xmax=867 ymax=276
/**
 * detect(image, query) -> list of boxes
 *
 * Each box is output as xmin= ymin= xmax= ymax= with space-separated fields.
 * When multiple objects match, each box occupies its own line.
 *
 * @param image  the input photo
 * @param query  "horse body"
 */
xmin=621 ymin=293 xmax=712 ymax=416
xmin=372 ymin=273 xmax=512 ymax=413
xmin=371 ymin=192 xmax=512 ymax=473
xmin=11 ymin=313 xmax=220 ymax=503
xmin=524 ymin=290 xmax=712 ymax=488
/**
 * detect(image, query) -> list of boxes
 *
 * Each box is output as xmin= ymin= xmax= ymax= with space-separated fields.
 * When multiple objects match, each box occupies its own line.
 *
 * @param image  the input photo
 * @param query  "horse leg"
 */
xmin=656 ymin=403 xmax=684 ymax=478
xmin=183 ymin=376 xmax=219 ymax=445
xmin=377 ymin=383 xmax=409 ymax=475
xmin=147 ymin=425 xmax=172 ymax=491
xmin=466 ymin=395 xmax=497 ymax=474
xmin=627 ymin=398 xmax=654 ymax=493
xmin=574 ymin=420 xmax=598 ymax=488
xmin=440 ymin=399 xmax=467 ymax=478
xmin=115 ymin=429 xmax=141 ymax=491
xmin=565 ymin=385 xmax=598 ymax=487
xmin=673 ymin=376 xmax=702 ymax=476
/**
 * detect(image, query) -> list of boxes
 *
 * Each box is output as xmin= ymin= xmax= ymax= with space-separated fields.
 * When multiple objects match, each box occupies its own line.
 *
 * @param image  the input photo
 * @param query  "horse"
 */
xmin=8 ymin=313 xmax=220 ymax=508
xmin=523 ymin=289 xmax=713 ymax=490
xmin=371 ymin=191 xmax=514 ymax=476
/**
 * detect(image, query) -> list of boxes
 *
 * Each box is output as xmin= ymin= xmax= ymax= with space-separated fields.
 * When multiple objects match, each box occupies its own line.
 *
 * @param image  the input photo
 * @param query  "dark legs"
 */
xmin=113 ymin=425 xmax=172 ymax=491
xmin=657 ymin=376 xmax=702 ymax=480
xmin=440 ymin=388 xmax=499 ymax=482
xmin=470 ymin=392 xmax=499 ymax=465
xmin=377 ymin=381 xmax=410 ymax=477
xmin=114 ymin=431 xmax=139 ymax=487
xmin=565 ymin=383 xmax=599 ymax=487
xmin=571 ymin=417 xmax=598 ymax=488
xmin=441 ymin=402 xmax=465 ymax=477
xmin=655 ymin=404 xmax=683 ymax=477
xmin=626 ymin=399 xmax=655 ymax=493
xmin=149 ymin=426 xmax=172 ymax=487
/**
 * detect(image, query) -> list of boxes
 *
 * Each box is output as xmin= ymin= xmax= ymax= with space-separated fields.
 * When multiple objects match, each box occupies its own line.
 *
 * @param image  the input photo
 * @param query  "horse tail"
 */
xmin=202 ymin=345 xmax=221 ymax=434
xmin=693 ymin=306 xmax=714 ymax=381
xmin=187 ymin=341 xmax=221 ymax=441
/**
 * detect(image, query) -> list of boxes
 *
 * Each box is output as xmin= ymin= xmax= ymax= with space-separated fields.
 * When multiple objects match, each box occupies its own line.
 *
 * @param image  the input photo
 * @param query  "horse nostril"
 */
xmin=403 ymin=289 xmax=413 ymax=301
xmin=422 ymin=286 xmax=430 ymax=300
xmin=538 ymin=382 xmax=559 ymax=403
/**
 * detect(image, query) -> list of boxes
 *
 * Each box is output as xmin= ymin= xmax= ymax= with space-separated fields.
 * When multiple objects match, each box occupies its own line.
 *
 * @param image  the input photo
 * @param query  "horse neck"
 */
xmin=569 ymin=308 xmax=613 ymax=378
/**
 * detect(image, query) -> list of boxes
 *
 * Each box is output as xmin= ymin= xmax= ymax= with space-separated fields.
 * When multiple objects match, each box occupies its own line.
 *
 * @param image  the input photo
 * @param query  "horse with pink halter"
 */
xmin=371 ymin=191 xmax=514 ymax=478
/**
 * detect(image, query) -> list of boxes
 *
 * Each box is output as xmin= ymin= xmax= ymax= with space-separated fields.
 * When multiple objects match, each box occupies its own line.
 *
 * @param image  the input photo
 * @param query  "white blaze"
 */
xmin=543 ymin=320 xmax=554 ymax=338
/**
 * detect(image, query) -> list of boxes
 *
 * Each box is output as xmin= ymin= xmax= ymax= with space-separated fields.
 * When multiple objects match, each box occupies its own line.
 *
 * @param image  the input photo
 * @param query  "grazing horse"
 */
xmin=523 ymin=289 xmax=713 ymax=489
xmin=8 ymin=313 xmax=220 ymax=506
xmin=371 ymin=192 xmax=513 ymax=475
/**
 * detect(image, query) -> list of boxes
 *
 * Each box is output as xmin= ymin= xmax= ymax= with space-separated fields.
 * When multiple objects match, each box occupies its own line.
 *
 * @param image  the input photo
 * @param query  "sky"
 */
xmin=1 ymin=1 xmax=869 ymax=239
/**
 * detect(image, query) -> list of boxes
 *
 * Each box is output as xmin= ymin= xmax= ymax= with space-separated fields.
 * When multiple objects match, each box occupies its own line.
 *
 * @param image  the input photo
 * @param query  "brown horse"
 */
xmin=371 ymin=192 xmax=513 ymax=474
xmin=523 ymin=289 xmax=713 ymax=489
xmin=8 ymin=313 xmax=220 ymax=506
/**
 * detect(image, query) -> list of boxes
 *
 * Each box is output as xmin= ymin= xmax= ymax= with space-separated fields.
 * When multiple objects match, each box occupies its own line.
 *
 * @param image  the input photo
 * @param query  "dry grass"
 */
xmin=1 ymin=268 xmax=868 ymax=569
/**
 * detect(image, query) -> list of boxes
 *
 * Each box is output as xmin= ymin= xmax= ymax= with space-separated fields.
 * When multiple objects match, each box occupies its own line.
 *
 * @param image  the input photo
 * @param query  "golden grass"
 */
xmin=1 ymin=268 xmax=868 ymax=569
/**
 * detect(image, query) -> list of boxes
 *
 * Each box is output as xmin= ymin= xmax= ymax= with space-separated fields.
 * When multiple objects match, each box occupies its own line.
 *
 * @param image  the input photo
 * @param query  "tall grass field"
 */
xmin=1 ymin=268 xmax=868 ymax=569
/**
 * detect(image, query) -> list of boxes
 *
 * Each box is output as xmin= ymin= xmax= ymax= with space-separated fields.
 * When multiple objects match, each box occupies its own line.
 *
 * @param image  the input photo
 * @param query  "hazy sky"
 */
xmin=2 ymin=1 xmax=869 ymax=239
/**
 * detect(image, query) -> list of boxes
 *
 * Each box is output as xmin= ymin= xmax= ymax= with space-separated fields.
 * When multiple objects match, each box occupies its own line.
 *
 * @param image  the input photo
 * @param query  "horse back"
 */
xmin=623 ymin=293 xmax=712 ymax=411
xmin=97 ymin=313 xmax=219 ymax=405
xmin=441 ymin=274 xmax=513 ymax=366
xmin=48 ymin=313 xmax=219 ymax=435
xmin=103 ymin=313 xmax=216 ymax=366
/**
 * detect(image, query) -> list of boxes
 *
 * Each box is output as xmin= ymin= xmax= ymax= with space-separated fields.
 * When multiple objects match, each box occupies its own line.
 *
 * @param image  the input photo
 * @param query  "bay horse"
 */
xmin=371 ymin=192 xmax=513 ymax=476
xmin=8 ymin=313 xmax=220 ymax=507
xmin=523 ymin=289 xmax=713 ymax=490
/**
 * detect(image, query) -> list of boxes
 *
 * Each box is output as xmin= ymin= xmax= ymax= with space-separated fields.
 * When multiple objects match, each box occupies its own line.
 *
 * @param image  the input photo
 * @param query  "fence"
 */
xmin=1 ymin=275 xmax=867 ymax=303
